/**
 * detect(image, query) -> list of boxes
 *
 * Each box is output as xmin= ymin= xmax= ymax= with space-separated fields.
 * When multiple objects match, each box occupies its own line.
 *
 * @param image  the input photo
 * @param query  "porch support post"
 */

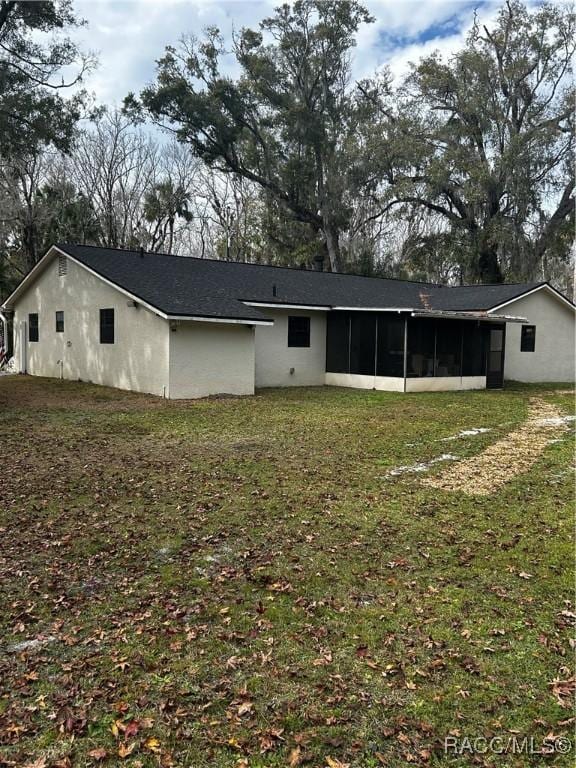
xmin=403 ymin=315 xmax=408 ymax=393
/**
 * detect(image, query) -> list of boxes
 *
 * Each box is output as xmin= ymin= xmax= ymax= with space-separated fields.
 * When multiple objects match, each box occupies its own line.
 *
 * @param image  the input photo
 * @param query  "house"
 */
xmin=1 ymin=243 xmax=574 ymax=398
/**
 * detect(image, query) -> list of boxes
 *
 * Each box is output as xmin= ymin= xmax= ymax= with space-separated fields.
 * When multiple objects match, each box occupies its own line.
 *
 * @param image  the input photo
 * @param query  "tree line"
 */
xmin=1 ymin=0 xmax=574 ymax=300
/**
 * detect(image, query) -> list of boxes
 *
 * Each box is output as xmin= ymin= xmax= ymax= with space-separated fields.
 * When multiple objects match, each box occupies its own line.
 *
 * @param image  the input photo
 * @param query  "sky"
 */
xmin=68 ymin=0 xmax=529 ymax=109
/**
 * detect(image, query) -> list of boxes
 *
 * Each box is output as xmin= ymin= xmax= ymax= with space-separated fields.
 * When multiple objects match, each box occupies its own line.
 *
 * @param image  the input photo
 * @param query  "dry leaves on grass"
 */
xmin=422 ymin=399 xmax=573 ymax=496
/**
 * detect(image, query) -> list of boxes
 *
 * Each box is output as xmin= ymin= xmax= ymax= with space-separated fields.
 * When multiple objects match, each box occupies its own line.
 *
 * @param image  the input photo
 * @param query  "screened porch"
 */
xmin=325 ymin=311 xmax=502 ymax=391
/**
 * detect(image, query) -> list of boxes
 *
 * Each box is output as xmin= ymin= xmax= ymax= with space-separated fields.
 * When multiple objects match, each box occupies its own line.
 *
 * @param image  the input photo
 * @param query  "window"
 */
xmin=288 ymin=315 xmax=310 ymax=347
xmin=100 ymin=308 xmax=115 ymax=344
xmin=55 ymin=311 xmax=64 ymax=333
xmin=28 ymin=313 xmax=38 ymax=342
xmin=520 ymin=324 xmax=535 ymax=352
xmin=58 ymin=254 xmax=67 ymax=276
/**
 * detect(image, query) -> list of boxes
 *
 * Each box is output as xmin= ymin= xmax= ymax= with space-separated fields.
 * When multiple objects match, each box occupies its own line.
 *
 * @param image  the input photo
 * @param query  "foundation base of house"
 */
xmin=325 ymin=373 xmax=487 ymax=392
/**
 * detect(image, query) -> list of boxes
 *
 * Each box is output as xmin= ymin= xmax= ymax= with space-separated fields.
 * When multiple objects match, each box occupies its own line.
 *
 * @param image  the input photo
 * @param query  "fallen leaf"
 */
xmin=118 ymin=742 xmax=136 ymax=758
xmin=237 ymin=700 xmax=253 ymax=716
xmin=288 ymin=745 xmax=302 ymax=767
xmin=145 ymin=736 xmax=161 ymax=753
xmin=325 ymin=758 xmax=350 ymax=768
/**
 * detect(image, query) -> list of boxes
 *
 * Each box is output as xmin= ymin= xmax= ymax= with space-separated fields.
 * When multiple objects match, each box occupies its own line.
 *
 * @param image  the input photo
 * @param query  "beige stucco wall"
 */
xmin=12 ymin=253 xmax=170 ymax=396
xmin=168 ymin=321 xmax=255 ymax=398
xmin=502 ymin=290 xmax=575 ymax=383
xmin=254 ymin=308 xmax=327 ymax=387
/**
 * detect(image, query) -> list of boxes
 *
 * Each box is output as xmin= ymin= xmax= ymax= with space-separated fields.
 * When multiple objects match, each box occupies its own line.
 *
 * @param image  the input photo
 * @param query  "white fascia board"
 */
xmin=1 ymin=245 xmax=170 ymax=319
xmin=1 ymin=246 xmax=57 ymax=309
xmin=486 ymin=314 xmax=528 ymax=323
xmin=60 ymin=249 xmax=170 ymax=318
xmin=167 ymin=314 xmax=273 ymax=326
xmin=333 ymin=306 xmax=412 ymax=312
xmin=488 ymin=283 xmax=575 ymax=313
xmin=243 ymin=301 xmax=330 ymax=311
xmin=411 ymin=310 xmax=528 ymax=323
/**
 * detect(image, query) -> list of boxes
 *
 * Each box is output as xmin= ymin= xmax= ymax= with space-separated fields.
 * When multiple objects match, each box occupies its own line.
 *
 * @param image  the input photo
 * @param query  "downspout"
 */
xmin=403 ymin=315 xmax=408 ymax=393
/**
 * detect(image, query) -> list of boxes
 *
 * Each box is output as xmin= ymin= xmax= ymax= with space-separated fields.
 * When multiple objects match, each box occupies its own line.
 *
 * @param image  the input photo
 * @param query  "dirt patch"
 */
xmin=422 ymin=399 xmax=573 ymax=496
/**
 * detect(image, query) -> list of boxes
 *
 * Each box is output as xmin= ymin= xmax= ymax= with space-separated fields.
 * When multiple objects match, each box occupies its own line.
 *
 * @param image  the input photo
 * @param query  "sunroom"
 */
xmin=324 ymin=310 xmax=517 ymax=392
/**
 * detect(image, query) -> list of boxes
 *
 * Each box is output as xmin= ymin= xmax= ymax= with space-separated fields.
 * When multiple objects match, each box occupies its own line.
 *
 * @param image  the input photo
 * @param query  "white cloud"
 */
xmin=68 ymin=0 xmax=542 ymax=106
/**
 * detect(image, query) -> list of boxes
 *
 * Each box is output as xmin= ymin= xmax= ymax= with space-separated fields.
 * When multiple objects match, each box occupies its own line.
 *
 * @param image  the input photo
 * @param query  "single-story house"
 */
xmin=1 ymin=243 xmax=574 ymax=398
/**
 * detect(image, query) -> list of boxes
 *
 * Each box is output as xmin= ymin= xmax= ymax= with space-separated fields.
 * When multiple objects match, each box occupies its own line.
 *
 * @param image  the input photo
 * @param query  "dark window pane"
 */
xmin=376 ymin=315 xmax=404 ymax=377
xmin=462 ymin=323 xmax=486 ymax=376
xmin=287 ymin=315 xmax=310 ymax=347
xmin=520 ymin=324 xmax=535 ymax=352
xmin=55 ymin=311 xmax=64 ymax=333
xmin=326 ymin=312 xmax=350 ymax=373
xmin=435 ymin=320 xmax=462 ymax=376
xmin=100 ymin=308 xmax=114 ymax=344
xmin=407 ymin=318 xmax=435 ymax=377
xmin=350 ymin=313 xmax=376 ymax=375
xmin=28 ymin=313 xmax=38 ymax=342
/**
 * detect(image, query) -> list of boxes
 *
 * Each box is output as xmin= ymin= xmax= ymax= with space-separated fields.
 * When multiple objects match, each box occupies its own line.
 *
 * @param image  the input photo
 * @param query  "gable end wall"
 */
xmin=502 ymin=289 xmax=575 ymax=383
xmin=12 ymin=254 xmax=170 ymax=396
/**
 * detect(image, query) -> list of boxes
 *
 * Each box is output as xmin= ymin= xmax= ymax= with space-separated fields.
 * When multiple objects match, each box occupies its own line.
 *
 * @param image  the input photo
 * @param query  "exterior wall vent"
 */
xmin=58 ymin=254 xmax=68 ymax=276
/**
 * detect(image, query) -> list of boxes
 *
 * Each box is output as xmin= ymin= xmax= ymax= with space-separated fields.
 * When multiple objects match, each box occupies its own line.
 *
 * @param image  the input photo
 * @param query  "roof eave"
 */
xmin=411 ymin=310 xmax=528 ymax=323
xmin=487 ymin=283 xmax=575 ymax=313
xmin=167 ymin=314 xmax=273 ymax=326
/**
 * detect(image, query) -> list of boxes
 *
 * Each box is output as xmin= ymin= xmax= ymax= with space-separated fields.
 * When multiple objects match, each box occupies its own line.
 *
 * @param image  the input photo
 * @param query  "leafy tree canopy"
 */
xmin=126 ymin=0 xmax=377 ymax=272
xmin=0 ymin=0 xmax=95 ymax=159
xmin=365 ymin=0 xmax=575 ymax=282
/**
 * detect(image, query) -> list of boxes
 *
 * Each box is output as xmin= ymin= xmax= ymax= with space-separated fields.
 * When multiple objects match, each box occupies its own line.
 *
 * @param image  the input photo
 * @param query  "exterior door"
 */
xmin=486 ymin=324 xmax=505 ymax=389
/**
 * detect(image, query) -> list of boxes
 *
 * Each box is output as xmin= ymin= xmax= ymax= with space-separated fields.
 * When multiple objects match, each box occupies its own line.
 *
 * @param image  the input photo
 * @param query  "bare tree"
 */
xmin=70 ymin=109 xmax=159 ymax=248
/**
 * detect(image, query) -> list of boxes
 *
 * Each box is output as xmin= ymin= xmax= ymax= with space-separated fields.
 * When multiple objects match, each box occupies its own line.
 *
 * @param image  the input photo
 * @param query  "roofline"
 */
xmin=333 ymin=306 xmax=413 ymax=312
xmin=243 ymin=301 xmax=330 ymax=311
xmin=167 ymin=314 xmax=273 ymax=326
xmin=487 ymin=283 xmax=575 ymax=313
xmin=3 ymin=246 xmax=270 ymax=326
xmin=411 ymin=310 xmax=528 ymax=323
xmin=2 ymin=246 xmax=58 ymax=309
xmin=56 ymin=242 xmax=440 ymax=286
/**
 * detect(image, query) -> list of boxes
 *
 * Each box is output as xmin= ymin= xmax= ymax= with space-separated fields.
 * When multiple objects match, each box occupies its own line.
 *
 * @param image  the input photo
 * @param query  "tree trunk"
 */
xmin=477 ymin=240 xmax=502 ymax=283
xmin=323 ymin=223 xmax=341 ymax=272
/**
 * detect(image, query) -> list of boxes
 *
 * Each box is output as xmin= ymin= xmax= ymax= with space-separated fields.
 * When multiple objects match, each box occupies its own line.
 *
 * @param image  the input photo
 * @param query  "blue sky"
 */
xmin=69 ymin=0 xmax=525 ymax=107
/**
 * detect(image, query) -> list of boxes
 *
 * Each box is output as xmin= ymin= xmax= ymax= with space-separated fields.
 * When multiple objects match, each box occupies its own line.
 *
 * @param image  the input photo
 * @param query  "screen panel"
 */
xmin=462 ymin=322 xmax=486 ymax=376
xmin=406 ymin=318 xmax=435 ymax=377
xmin=350 ymin=313 xmax=377 ymax=375
xmin=435 ymin=319 xmax=462 ymax=376
xmin=326 ymin=312 xmax=350 ymax=373
xmin=376 ymin=315 xmax=405 ymax=377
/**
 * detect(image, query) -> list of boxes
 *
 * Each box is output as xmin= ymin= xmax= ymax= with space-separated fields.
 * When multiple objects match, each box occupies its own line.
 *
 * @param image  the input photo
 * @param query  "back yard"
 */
xmin=0 ymin=377 xmax=574 ymax=768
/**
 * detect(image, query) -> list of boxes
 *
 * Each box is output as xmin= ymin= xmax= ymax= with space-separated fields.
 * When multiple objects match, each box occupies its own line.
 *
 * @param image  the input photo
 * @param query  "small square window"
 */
xmin=520 ymin=324 xmax=535 ymax=352
xmin=28 ymin=313 xmax=38 ymax=342
xmin=100 ymin=308 xmax=115 ymax=344
xmin=288 ymin=316 xmax=310 ymax=347
xmin=55 ymin=311 xmax=64 ymax=333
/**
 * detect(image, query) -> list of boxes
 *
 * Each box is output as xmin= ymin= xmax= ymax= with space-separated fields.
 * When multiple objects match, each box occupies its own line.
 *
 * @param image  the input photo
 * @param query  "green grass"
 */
xmin=0 ymin=376 xmax=574 ymax=767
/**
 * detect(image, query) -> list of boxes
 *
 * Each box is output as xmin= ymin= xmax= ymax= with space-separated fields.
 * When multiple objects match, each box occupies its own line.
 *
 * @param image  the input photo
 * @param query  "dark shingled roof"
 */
xmin=56 ymin=244 xmax=554 ymax=321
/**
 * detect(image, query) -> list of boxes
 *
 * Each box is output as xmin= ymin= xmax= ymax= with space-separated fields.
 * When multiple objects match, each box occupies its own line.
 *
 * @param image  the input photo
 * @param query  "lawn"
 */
xmin=0 ymin=376 xmax=574 ymax=768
